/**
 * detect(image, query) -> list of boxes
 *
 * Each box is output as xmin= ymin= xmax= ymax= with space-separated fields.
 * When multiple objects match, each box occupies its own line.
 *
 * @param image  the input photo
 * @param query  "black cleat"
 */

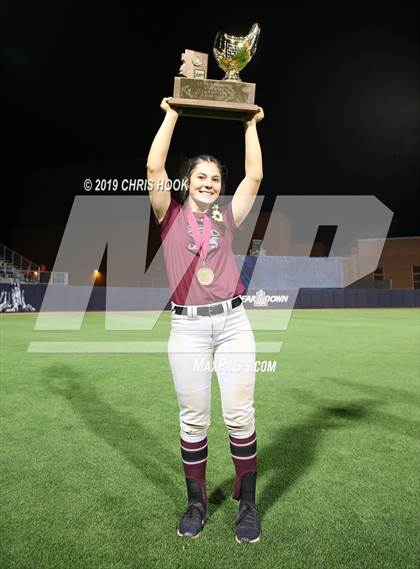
xmin=235 ymin=501 xmax=261 ymax=543
xmin=177 ymin=501 xmax=209 ymax=538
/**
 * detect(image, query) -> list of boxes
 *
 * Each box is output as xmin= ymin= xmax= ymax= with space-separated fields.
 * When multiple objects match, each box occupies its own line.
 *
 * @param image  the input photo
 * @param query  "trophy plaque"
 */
xmin=168 ymin=23 xmax=261 ymax=121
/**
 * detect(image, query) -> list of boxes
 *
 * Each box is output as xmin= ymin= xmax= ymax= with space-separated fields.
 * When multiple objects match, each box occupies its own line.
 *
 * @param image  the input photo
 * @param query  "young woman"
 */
xmin=146 ymin=98 xmax=264 ymax=543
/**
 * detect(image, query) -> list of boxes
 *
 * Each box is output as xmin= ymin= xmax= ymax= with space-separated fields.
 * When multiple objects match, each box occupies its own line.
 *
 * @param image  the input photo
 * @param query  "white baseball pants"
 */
xmin=167 ymin=298 xmax=256 ymax=443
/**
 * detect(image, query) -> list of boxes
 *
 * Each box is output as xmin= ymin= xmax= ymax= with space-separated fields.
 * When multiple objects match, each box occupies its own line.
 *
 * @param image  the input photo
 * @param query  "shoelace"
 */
xmin=183 ymin=503 xmax=204 ymax=524
xmin=237 ymin=503 xmax=258 ymax=529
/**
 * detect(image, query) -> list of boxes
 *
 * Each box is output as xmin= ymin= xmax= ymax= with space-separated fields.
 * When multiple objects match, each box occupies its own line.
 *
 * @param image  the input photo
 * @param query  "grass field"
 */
xmin=1 ymin=308 xmax=419 ymax=569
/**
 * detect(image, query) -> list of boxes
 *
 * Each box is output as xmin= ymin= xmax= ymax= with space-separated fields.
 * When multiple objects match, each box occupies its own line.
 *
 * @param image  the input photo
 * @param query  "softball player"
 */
xmin=146 ymin=98 xmax=264 ymax=543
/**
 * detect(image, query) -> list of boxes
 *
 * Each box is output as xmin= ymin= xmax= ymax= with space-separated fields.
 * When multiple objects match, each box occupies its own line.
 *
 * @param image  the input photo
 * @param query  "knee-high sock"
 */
xmin=229 ymin=431 xmax=257 ymax=501
xmin=180 ymin=436 xmax=208 ymax=503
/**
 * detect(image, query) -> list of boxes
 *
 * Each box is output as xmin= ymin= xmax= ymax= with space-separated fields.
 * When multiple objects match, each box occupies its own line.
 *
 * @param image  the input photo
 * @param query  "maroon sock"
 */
xmin=180 ymin=436 xmax=208 ymax=503
xmin=229 ymin=431 xmax=257 ymax=500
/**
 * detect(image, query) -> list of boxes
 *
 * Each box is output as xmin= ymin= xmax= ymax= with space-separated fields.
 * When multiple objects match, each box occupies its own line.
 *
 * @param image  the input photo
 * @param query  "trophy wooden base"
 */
xmin=167 ymin=97 xmax=259 ymax=121
xmin=170 ymin=77 xmax=258 ymax=121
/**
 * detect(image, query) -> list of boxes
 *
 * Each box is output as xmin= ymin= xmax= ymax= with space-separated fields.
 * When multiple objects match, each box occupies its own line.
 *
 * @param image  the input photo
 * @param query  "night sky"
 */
xmin=3 ymin=2 xmax=419 ymax=268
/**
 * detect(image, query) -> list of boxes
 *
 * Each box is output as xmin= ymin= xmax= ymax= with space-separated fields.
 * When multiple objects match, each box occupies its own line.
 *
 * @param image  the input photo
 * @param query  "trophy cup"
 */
xmin=168 ymin=23 xmax=261 ymax=121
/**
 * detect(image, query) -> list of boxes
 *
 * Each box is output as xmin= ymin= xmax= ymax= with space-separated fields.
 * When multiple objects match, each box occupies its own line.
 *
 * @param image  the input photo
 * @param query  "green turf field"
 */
xmin=1 ymin=309 xmax=419 ymax=569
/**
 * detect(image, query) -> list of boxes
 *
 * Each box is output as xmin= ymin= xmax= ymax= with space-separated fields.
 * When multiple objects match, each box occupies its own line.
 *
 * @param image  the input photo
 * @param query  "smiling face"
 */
xmin=186 ymin=161 xmax=222 ymax=211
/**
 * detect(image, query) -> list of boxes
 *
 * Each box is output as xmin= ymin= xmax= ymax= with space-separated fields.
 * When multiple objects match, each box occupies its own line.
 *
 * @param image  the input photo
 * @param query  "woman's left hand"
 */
xmin=245 ymin=107 xmax=264 ymax=127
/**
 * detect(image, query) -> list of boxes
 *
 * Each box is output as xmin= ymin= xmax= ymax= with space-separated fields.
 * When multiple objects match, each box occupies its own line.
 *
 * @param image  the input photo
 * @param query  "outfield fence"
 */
xmin=0 ymin=283 xmax=418 ymax=313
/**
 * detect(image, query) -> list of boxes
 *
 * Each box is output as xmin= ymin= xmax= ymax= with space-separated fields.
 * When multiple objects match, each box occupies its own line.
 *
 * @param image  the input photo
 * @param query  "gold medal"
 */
xmin=196 ymin=267 xmax=215 ymax=286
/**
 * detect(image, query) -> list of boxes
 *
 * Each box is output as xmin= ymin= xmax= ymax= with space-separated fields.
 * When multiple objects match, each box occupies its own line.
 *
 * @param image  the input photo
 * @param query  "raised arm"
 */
xmin=146 ymin=98 xmax=180 ymax=223
xmin=232 ymin=107 xmax=264 ymax=227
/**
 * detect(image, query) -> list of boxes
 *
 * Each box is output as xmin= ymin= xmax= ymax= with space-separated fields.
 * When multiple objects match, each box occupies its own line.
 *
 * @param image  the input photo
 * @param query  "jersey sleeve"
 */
xmin=221 ymin=200 xmax=243 ymax=234
xmin=154 ymin=197 xmax=182 ymax=239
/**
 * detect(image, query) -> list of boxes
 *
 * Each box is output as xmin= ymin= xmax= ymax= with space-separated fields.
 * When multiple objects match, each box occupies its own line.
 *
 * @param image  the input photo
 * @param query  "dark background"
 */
xmin=2 ymin=2 xmax=419 ymax=269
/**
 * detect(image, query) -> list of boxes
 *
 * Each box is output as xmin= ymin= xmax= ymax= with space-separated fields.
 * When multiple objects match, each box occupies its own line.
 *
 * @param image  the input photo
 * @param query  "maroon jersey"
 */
xmin=157 ymin=198 xmax=245 ymax=305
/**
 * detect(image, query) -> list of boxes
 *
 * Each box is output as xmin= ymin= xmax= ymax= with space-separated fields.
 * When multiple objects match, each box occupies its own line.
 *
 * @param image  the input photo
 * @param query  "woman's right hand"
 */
xmin=160 ymin=97 xmax=180 ymax=116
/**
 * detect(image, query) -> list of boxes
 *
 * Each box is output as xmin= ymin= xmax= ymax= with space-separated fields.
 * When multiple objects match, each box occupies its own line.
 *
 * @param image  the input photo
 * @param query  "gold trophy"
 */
xmin=213 ymin=22 xmax=260 ymax=81
xmin=168 ymin=23 xmax=261 ymax=121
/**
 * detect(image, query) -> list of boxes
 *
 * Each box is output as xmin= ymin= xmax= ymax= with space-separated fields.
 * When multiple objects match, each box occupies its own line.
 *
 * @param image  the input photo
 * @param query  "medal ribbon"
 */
xmin=186 ymin=205 xmax=212 ymax=263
